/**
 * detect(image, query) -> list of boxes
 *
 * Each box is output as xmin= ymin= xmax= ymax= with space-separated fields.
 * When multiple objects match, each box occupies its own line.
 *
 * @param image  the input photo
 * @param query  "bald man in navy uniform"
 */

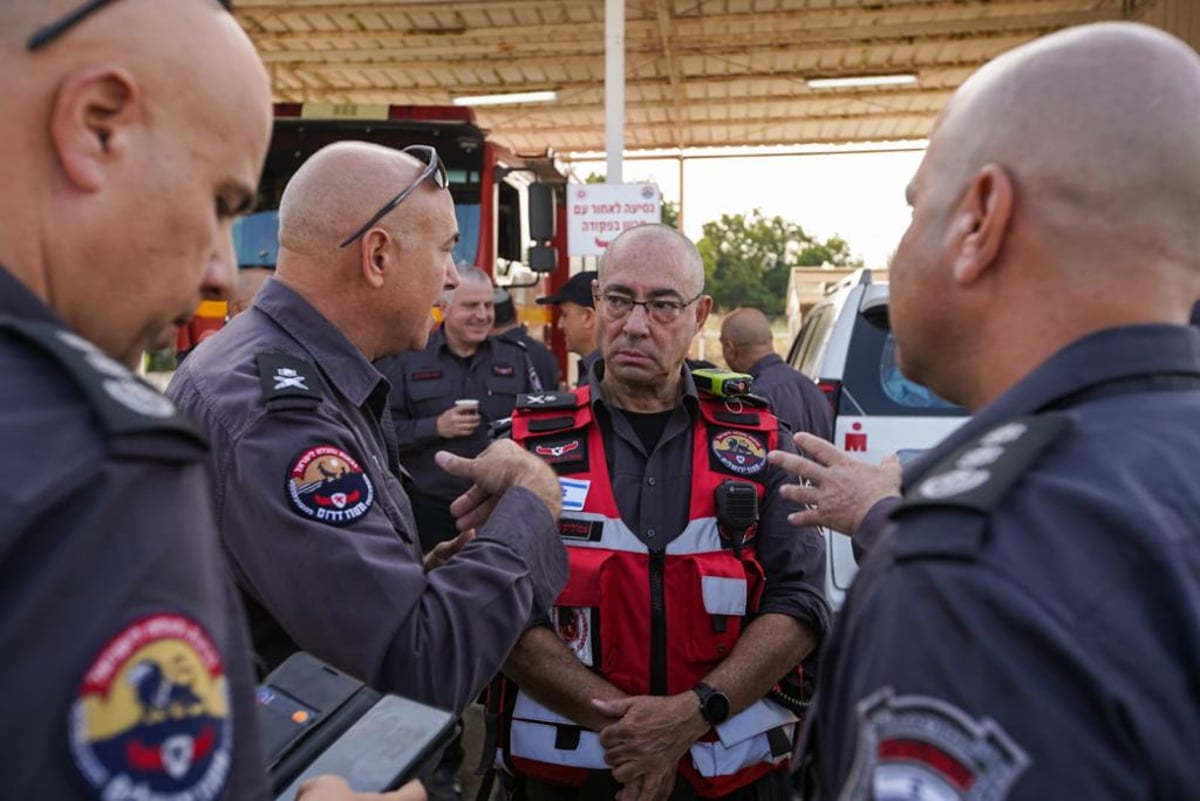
xmin=774 ymin=23 xmax=1200 ymax=798
xmin=167 ymin=141 xmax=567 ymax=717
xmin=0 ymin=1 xmax=280 ymax=799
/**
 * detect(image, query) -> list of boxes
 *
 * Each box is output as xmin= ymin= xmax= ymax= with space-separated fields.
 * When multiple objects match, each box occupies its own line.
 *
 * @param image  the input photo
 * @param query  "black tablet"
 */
xmin=257 ymin=653 xmax=458 ymax=800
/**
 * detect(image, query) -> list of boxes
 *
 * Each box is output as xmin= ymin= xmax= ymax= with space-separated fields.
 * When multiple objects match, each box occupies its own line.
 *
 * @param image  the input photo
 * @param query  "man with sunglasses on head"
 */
xmin=167 ymin=141 xmax=567 ymax=725
xmin=490 ymin=224 xmax=830 ymax=801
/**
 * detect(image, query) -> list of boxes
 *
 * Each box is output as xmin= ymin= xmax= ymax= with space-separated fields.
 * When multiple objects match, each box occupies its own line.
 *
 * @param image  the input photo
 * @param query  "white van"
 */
xmin=787 ymin=269 xmax=969 ymax=609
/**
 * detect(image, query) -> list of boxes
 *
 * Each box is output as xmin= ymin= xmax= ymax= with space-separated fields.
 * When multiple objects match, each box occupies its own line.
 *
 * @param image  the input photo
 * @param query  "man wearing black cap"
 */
xmin=536 ymin=270 xmax=599 ymax=386
xmin=493 ymin=288 xmax=561 ymax=389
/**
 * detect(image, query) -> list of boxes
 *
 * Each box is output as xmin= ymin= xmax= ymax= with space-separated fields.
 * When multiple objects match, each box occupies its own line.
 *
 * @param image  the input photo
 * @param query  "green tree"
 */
xmin=697 ymin=209 xmax=861 ymax=315
xmin=661 ymin=199 xmax=679 ymax=229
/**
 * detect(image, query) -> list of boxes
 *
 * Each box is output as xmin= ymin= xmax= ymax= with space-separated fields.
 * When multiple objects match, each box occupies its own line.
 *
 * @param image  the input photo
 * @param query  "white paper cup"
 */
xmin=454 ymin=399 xmax=480 ymax=414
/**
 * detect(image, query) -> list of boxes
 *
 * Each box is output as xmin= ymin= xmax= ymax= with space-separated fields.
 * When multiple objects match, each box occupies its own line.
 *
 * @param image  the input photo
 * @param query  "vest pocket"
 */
xmin=553 ymin=547 xmax=608 ymax=669
xmin=674 ymin=555 xmax=748 ymax=663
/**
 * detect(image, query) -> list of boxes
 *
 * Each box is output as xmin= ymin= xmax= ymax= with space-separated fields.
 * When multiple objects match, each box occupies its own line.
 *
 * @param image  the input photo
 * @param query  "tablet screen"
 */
xmin=274 ymin=694 xmax=456 ymax=800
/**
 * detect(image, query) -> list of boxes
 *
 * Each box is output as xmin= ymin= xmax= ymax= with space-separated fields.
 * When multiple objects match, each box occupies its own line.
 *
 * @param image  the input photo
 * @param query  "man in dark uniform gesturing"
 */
xmin=494 ymin=224 xmax=830 ymax=801
xmin=167 ymin=141 xmax=567 ymax=716
xmin=0 ymin=1 xmax=282 ymax=799
xmin=773 ymin=22 xmax=1200 ymax=799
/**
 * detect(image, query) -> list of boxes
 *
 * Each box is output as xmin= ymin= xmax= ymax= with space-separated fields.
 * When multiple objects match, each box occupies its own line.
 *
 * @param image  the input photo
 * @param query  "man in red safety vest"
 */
xmin=492 ymin=224 xmax=831 ymax=801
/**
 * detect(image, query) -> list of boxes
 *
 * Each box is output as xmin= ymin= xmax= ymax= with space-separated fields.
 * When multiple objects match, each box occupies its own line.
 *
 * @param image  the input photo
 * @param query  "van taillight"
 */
xmin=817 ymin=380 xmax=841 ymax=413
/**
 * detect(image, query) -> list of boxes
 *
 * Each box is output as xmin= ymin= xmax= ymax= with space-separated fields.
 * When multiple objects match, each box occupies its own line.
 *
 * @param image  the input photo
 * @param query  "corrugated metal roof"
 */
xmin=234 ymin=0 xmax=1195 ymax=155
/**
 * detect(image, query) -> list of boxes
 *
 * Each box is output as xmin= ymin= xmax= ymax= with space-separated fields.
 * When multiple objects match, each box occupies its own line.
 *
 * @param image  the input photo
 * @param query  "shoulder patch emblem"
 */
xmin=70 ymin=614 xmax=232 ymax=801
xmin=844 ymin=687 xmax=1030 ymax=801
xmin=286 ymin=445 xmax=374 ymax=526
xmin=711 ymin=429 xmax=767 ymax=476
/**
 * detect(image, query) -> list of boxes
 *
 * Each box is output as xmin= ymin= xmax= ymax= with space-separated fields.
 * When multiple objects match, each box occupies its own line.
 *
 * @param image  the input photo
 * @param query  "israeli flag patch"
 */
xmin=559 ymin=477 xmax=591 ymax=512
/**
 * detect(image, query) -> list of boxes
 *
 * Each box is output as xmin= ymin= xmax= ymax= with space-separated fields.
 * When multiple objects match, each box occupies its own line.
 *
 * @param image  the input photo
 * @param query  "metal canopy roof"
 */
xmin=235 ymin=0 xmax=1198 ymax=157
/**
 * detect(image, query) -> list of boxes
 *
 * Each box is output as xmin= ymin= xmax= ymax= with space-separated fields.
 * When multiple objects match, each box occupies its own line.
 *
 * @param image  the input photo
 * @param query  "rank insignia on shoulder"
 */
xmin=258 ymin=353 xmax=323 ymax=404
xmin=1 ymin=320 xmax=202 ymax=440
xmin=516 ymin=391 xmax=578 ymax=411
xmin=900 ymin=415 xmax=1069 ymax=515
xmin=70 ymin=613 xmax=233 ymax=801
xmin=844 ymin=688 xmax=1030 ymax=800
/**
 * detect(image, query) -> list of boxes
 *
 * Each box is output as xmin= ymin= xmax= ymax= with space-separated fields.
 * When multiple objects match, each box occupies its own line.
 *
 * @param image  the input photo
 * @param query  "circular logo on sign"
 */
xmin=286 ymin=445 xmax=374 ymax=526
xmin=70 ymin=614 xmax=232 ymax=801
xmin=711 ymin=430 xmax=768 ymax=475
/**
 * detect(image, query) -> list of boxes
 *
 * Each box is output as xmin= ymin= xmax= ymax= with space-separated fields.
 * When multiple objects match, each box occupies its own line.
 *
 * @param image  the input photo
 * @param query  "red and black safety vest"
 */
xmin=496 ymin=386 xmax=798 ymax=797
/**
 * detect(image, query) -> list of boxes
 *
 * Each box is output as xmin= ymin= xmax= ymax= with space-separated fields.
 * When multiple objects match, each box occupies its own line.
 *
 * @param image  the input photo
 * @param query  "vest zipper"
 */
xmin=649 ymin=549 xmax=667 ymax=695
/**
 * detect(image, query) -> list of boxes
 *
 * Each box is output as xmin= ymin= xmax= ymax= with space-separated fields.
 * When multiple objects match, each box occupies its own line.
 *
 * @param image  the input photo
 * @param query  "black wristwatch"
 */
xmin=692 ymin=682 xmax=731 ymax=725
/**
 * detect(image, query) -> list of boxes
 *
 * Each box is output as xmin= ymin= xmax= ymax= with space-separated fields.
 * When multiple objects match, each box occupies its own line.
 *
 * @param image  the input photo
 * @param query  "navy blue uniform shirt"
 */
xmin=497 ymin=324 xmax=561 ymax=390
xmin=380 ymin=328 xmax=541 ymax=504
xmin=746 ymin=353 xmax=834 ymax=442
xmin=0 ymin=267 xmax=268 ymax=801
xmin=808 ymin=324 xmax=1200 ymax=799
xmin=167 ymin=278 xmax=566 ymax=715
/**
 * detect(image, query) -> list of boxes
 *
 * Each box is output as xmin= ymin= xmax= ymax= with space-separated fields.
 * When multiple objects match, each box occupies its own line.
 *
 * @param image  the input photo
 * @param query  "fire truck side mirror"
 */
xmin=529 ymin=245 xmax=557 ymax=273
xmin=529 ymin=184 xmax=556 ymax=241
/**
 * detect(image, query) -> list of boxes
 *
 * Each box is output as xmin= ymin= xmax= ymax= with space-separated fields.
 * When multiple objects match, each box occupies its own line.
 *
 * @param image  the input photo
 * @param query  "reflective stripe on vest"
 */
xmin=509 ymin=690 xmax=795 ymax=779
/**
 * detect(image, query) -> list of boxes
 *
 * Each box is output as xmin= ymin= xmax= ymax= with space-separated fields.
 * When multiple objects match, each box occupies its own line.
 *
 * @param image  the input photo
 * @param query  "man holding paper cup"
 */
xmin=380 ymin=266 xmax=544 ymax=553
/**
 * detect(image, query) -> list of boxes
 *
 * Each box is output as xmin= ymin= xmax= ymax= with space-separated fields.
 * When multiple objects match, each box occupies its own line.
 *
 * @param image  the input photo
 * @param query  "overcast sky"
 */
xmin=568 ymin=143 xmax=926 ymax=268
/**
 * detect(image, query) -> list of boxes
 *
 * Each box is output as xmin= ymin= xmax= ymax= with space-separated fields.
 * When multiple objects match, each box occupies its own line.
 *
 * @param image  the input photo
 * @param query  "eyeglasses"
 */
xmin=595 ymin=291 xmax=704 ymax=325
xmin=338 ymin=145 xmax=449 ymax=248
xmin=27 ymin=0 xmax=233 ymax=52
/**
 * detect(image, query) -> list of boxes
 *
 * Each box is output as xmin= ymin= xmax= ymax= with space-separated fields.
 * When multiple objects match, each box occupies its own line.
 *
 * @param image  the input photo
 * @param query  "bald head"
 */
xmin=275 ymin=141 xmax=460 ymax=360
xmin=933 ymin=22 xmax=1200 ymax=271
xmin=722 ymin=308 xmax=772 ymax=348
xmin=602 ymin=224 xmax=705 ymax=297
xmin=0 ymin=0 xmax=272 ymax=365
xmin=890 ymin=22 xmax=1200 ymax=409
xmin=278 ymin=142 xmax=435 ymax=260
xmin=720 ymin=308 xmax=773 ymax=372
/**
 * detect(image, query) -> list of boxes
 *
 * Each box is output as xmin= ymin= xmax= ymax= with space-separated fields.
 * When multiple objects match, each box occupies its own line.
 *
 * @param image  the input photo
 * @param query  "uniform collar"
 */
xmin=0 ymin=264 xmax=63 ymax=324
xmin=586 ymin=358 xmax=700 ymax=415
xmin=748 ymin=352 xmax=783 ymax=377
xmin=903 ymin=324 xmax=1200 ymax=486
xmin=254 ymin=277 xmax=387 ymax=408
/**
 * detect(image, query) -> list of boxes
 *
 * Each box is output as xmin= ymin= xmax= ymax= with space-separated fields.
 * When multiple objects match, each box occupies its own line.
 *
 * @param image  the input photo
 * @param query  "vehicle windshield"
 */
xmin=879 ymin=334 xmax=958 ymax=409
